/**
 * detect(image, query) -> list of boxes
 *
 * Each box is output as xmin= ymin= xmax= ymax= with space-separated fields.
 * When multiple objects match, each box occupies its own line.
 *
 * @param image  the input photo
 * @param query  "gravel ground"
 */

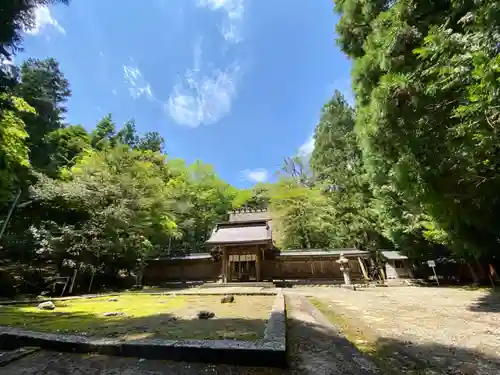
xmin=286 ymin=295 xmax=378 ymax=375
xmin=301 ymin=287 xmax=500 ymax=375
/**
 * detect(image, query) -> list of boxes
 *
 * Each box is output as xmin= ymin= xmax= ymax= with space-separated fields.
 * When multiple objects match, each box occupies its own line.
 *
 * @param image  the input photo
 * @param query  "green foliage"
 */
xmin=310 ymin=91 xmax=386 ymax=250
xmin=0 ymin=93 xmax=35 ymax=204
xmin=91 ymin=114 xmax=116 ymax=150
xmin=165 ymin=160 xmax=236 ymax=254
xmin=30 ymin=147 xmax=181 ymax=272
xmin=232 ymin=183 xmax=270 ymax=209
xmin=269 ymin=179 xmax=335 ymax=249
xmin=15 ymin=58 xmax=71 ymax=171
xmin=116 ymin=119 xmax=139 ymax=149
xmin=0 ymin=1 xmax=69 ymax=59
xmin=44 ymin=125 xmax=91 ymax=176
xmin=137 ymin=131 xmax=165 ymax=153
xmin=334 ymin=0 xmax=500 ymax=261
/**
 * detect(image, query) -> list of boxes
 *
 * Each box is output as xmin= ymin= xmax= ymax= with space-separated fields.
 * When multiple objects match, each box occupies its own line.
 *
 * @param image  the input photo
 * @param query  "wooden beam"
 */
xmin=255 ymin=245 xmax=261 ymax=281
xmin=222 ymin=247 xmax=228 ymax=283
xmin=358 ymin=257 xmax=369 ymax=281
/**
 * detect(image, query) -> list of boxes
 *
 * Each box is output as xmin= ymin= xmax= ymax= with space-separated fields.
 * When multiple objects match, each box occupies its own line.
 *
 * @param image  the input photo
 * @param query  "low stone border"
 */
xmin=0 ymin=347 xmax=40 ymax=367
xmin=0 ymin=290 xmax=277 ymax=306
xmin=0 ymin=292 xmax=287 ymax=368
xmin=263 ymin=291 xmax=286 ymax=347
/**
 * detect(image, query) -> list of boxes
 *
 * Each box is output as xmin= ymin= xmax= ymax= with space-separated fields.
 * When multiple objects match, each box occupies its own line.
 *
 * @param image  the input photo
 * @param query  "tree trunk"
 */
xmin=0 ymin=189 xmax=22 ymax=243
xmin=474 ymin=258 xmax=485 ymax=281
xmin=137 ymin=261 xmax=144 ymax=286
xmin=467 ymin=262 xmax=480 ymax=285
xmin=88 ymin=268 xmax=95 ymax=293
xmin=69 ymin=267 xmax=78 ymax=294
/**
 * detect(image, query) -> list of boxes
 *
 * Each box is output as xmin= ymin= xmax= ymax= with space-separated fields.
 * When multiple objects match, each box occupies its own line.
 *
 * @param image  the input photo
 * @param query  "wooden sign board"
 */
xmin=427 ymin=260 xmax=439 ymax=285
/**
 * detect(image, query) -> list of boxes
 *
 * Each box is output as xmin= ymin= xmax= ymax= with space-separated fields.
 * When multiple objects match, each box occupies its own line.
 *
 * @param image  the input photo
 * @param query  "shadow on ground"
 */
xmin=286 ymin=316 xmax=500 ymax=375
xmin=0 ymin=300 xmax=267 ymax=341
xmin=468 ymin=287 xmax=500 ymax=313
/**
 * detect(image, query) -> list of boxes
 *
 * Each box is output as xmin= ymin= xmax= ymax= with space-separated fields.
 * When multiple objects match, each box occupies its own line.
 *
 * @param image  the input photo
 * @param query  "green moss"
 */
xmin=0 ymin=295 xmax=183 ymax=333
xmin=0 ymin=294 xmax=271 ymax=341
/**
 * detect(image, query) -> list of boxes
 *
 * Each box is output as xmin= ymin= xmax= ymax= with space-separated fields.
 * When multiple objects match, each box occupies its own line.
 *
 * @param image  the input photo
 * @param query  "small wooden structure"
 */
xmin=205 ymin=217 xmax=273 ymax=282
xmin=380 ymin=250 xmax=413 ymax=280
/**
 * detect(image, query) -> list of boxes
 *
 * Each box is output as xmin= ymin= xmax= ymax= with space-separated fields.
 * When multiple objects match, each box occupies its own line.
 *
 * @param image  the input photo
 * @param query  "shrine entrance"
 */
xmin=205 ymin=214 xmax=273 ymax=283
xmin=229 ymin=254 xmax=257 ymax=282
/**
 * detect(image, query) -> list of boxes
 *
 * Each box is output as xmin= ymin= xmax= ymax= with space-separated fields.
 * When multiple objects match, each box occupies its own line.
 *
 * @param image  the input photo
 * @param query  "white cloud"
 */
xmin=299 ymin=135 xmax=315 ymax=156
xmin=25 ymin=6 xmax=65 ymax=36
xmin=111 ymin=89 xmax=118 ymax=96
xmin=167 ymin=41 xmax=240 ymax=127
xmin=241 ymin=168 xmax=268 ymax=183
xmin=197 ymin=0 xmax=244 ymax=43
xmin=123 ymin=63 xmax=157 ymax=101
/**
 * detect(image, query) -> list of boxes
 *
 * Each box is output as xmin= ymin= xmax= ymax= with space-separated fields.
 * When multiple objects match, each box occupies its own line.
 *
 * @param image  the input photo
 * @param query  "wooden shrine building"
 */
xmin=205 ymin=209 xmax=274 ymax=282
xmin=144 ymin=208 xmax=371 ymax=284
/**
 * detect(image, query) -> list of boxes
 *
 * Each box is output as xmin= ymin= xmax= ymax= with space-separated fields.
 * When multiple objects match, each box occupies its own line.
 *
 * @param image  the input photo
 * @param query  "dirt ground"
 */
xmin=305 ymin=286 xmax=500 ymax=375
xmin=0 ymin=350 xmax=289 ymax=375
xmin=0 ymin=294 xmax=274 ymax=341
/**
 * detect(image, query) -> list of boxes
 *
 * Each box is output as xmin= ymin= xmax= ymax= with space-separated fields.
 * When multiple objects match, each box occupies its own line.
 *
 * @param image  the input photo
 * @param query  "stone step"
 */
xmin=199 ymin=282 xmax=275 ymax=288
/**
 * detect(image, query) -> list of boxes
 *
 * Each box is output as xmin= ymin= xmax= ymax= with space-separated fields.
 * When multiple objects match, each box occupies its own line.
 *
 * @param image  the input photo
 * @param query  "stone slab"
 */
xmin=341 ymin=284 xmax=357 ymax=291
xmin=0 ymin=347 xmax=40 ymax=367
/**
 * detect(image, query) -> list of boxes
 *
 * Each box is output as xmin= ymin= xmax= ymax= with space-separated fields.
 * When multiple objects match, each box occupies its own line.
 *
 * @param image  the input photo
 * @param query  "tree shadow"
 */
xmin=0 ymin=300 xmax=289 ymax=374
xmin=468 ymin=287 xmax=500 ymax=313
xmin=286 ymin=315 xmax=500 ymax=375
xmin=0 ymin=302 xmax=267 ymax=342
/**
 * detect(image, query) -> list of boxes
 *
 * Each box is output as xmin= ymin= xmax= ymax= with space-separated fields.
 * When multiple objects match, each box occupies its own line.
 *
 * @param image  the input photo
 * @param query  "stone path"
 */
xmin=286 ymin=295 xmax=378 ymax=375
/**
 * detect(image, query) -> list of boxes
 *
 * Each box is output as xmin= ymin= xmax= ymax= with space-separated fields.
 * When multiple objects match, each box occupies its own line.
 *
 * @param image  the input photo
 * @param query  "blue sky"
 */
xmin=19 ymin=0 xmax=352 ymax=188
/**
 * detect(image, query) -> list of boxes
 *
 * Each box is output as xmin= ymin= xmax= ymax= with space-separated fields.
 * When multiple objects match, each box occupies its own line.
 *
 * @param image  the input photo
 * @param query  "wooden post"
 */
xmin=256 ymin=246 xmax=261 ymax=281
xmin=358 ymin=257 xmax=369 ymax=280
xmin=310 ymin=261 xmax=315 ymax=276
xmin=0 ymin=188 xmax=22 ymax=243
xmin=88 ymin=268 xmax=96 ymax=293
xmin=222 ymin=247 xmax=228 ymax=283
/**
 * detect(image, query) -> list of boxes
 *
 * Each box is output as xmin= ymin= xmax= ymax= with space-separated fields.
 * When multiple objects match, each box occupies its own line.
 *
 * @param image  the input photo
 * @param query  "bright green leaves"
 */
xmin=269 ymin=179 xmax=335 ymax=249
xmin=0 ymin=93 xmax=35 ymax=203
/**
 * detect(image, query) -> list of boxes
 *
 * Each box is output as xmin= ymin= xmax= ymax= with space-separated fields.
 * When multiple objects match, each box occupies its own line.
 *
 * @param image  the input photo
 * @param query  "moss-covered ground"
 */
xmin=0 ymin=294 xmax=274 ymax=341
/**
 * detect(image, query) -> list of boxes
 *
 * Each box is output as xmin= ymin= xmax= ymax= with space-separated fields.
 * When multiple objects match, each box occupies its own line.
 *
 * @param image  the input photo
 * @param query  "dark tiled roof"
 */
xmin=277 ymin=248 xmax=369 ymax=258
xmin=205 ymin=220 xmax=272 ymax=245
xmin=380 ymin=250 xmax=408 ymax=260
xmin=151 ymin=253 xmax=212 ymax=261
xmin=229 ymin=208 xmax=271 ymax=223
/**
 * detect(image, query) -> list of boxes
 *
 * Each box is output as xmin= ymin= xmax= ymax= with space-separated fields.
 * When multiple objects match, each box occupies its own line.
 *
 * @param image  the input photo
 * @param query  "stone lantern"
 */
xmin=336 ymin=253 xmax=352 ymax=285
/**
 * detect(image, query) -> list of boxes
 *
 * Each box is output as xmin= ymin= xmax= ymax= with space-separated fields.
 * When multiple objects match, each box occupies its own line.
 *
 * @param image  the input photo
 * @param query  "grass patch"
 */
xmin=0 ymin=294 xmax=274 ymax=341
xmin=309 ymin=298 xmax=431 ymax=375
